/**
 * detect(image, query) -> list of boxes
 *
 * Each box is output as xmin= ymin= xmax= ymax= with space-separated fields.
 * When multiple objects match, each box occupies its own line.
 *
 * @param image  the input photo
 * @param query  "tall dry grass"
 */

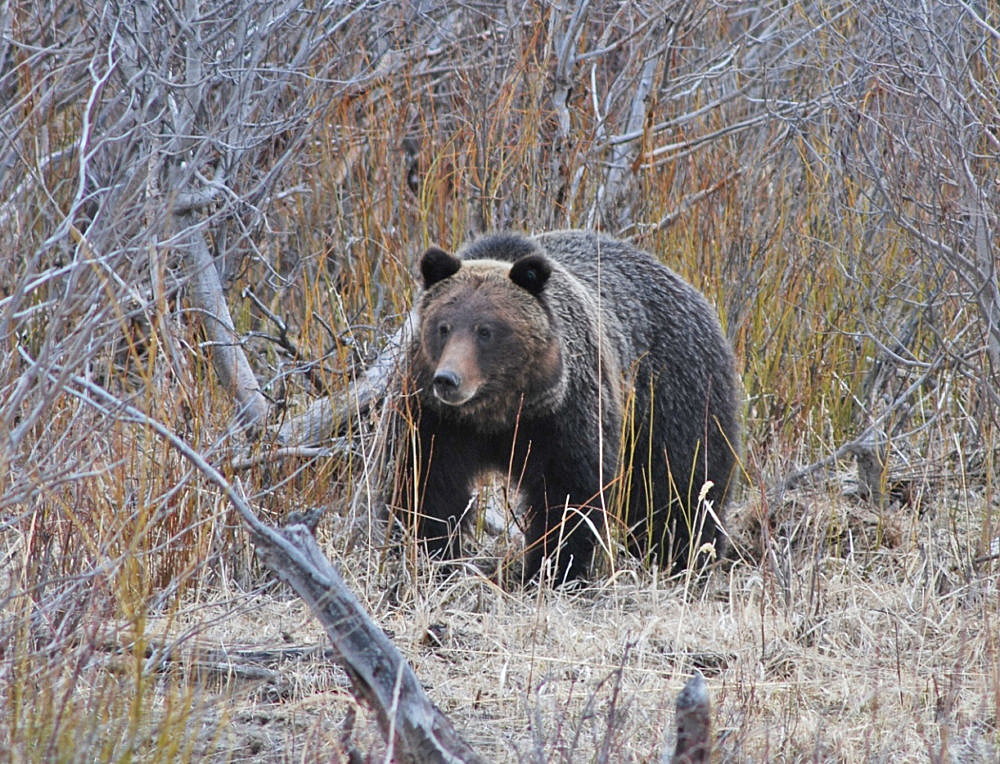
xmin=1 ymin=1 xmax=997 ymax=760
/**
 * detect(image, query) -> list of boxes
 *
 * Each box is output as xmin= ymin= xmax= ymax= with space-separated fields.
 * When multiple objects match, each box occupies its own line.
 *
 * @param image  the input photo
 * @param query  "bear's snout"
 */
xmin=430 ymin=332 xmax=483 ymax=406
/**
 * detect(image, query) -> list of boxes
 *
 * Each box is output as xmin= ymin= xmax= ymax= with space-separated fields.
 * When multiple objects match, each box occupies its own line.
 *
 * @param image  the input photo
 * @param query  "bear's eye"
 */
xmin=437 ymin=323 xmax=451 ymax=339
xmin=476 ymin=325 xmax=493 ymax=342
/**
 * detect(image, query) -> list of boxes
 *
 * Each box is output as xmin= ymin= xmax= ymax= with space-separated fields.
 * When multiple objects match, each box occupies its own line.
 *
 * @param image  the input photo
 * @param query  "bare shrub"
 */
xmin=2 ymin=0 xmax=997 ymax=760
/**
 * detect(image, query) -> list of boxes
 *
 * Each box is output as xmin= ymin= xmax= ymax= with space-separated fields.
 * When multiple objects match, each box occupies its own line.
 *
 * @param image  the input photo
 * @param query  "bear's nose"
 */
xmin=432 ymin=370 xmax=461 ymax=401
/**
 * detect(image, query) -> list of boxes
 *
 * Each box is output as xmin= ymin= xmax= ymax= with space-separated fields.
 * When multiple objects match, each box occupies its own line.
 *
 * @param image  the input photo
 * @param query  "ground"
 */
xmin=118 ymin=469 xmax=997 ymax=762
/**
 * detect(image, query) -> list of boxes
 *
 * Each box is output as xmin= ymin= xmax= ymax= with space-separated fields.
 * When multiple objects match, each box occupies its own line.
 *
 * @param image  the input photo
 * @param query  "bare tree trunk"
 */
xmin=545 ymin=0 xmax=590 ymax=216
xmin=591 ymin=21 xmax=670 ymax=228
xmin=180 ymin=214 xmax=270 ymax=435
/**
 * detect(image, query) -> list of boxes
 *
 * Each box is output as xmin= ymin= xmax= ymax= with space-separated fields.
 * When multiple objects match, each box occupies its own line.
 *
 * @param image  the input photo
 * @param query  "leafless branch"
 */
xmin=60 ymin=370 xmax=486 ymax=764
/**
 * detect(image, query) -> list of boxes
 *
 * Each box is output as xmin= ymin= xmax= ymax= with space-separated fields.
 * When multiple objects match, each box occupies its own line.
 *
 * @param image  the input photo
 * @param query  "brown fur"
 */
xmin=416 ymin=259 xmax=564 ymax=430
xmin=397 ymin=231 xmax=740 ymax=584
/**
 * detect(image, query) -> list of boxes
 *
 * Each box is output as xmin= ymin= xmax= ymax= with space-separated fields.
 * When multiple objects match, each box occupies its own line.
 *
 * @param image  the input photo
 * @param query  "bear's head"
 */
xmin=415 ymin=246 xmax=564 ymax=425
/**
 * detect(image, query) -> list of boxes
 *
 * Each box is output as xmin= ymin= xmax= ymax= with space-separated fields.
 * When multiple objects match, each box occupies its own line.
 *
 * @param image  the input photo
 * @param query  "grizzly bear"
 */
xmin=396 ymin=230 xmax=739 ymax=584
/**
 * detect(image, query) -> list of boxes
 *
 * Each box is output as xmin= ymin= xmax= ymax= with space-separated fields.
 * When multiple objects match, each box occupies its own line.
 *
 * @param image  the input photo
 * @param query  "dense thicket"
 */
xmin=1 ymin=2 xmax=996 ymax=759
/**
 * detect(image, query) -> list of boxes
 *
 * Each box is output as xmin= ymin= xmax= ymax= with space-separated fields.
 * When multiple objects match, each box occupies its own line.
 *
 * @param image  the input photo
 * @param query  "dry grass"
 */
xmin=2 ymin=1 xmax=999 ymax=761
xmin=5 ymin=470 xmax=995 ymax=761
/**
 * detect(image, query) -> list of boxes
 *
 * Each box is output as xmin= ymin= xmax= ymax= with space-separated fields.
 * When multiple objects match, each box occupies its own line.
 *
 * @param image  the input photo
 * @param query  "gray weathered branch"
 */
xmin=180 ymin=213 xmax=271 ymax=435
xmin=63 ymin=371 xmax=486 ymax=764
xmin=277 ymin=312 xmax=415 ymax=446
xmin=255 ymin=525 xmax=488 ymax=764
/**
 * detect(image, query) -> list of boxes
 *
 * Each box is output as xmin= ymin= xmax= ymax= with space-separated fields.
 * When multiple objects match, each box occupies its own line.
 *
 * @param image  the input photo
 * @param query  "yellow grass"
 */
xmin=2 ymin=2 xmax=998 ymax=761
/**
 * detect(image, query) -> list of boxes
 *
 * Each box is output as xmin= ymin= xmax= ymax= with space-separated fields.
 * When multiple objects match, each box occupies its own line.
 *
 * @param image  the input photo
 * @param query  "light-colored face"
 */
xmin=416 ymin=254 xmax=563 ymax=424
xmin=422 ymin=287 xmax=511 ymax=406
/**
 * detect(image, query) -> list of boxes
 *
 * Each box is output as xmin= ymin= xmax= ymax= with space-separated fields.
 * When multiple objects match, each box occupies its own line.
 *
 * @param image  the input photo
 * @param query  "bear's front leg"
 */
xmin=412 ymin=422 xmax=478 ymax=565
xmin=520 ymin=475 xmax=602 ymax=585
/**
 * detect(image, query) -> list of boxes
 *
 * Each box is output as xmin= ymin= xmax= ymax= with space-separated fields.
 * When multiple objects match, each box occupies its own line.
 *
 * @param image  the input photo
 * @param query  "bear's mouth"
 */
xmin=432 ymin=386 xmax=477 ymax=406
xmin=431 ymin=371 xmax=478 ymax=406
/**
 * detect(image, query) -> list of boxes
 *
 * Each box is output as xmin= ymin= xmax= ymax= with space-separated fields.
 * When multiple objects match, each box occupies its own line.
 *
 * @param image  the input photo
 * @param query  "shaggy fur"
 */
xmin=397 ymin=230 xmax=739 ymax=583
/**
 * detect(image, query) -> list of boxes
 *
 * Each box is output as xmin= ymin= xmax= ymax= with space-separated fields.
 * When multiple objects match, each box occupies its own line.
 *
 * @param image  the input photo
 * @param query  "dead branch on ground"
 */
xmin=62 ymin=371 xmax=487 ymax=764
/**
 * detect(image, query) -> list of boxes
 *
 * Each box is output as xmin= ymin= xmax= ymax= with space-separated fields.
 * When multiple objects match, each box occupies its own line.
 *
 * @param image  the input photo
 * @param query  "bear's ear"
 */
xmin=420 ymin=247 xmax=461 ymax=288
xmin=509 ymin=254 xmax=551 ymax=295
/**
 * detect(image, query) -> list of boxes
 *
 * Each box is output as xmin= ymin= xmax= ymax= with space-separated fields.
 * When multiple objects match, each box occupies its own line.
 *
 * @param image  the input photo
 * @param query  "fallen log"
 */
xmin=255 ymin=522 xmax=488 ymax=764
xmin=277 ymin=313 xmax=414 ymax=447
xmin=67 ymin=374 xmax=486 ymax=764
